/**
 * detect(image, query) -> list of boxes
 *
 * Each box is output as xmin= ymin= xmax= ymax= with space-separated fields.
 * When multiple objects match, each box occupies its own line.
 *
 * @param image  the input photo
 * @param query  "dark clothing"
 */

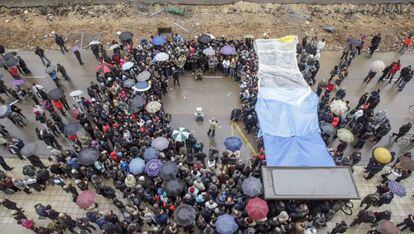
xmin=1 ymin=199 xmax=21 ymax=211
xmin=74 ymin=51 xmax=84 ymax=65
xmin=35 ymin=47 xmax=50 ymax=65
xmin=0 ymin=155 xmax=13 ymax=170
xmin=27 ymin=155 xmax=47 ymax=169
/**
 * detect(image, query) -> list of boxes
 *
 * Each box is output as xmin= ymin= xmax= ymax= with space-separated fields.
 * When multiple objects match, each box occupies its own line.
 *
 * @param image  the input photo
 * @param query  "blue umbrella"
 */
xmin=133 ymin=81 xmax=150 ymax=92
xmin=129 ymin=158 xmax=145 ymax=175
xmin=143 ymin=147 xmax=159 ymax=162
xmin=224 ymin=137 xmax=243 ymax=152
xmin=215 ymin=214 xmax=238 ymax=234
xmin=145 ymin=159 xmax=163 ymax=177
xmin=152 ymin=36 xmax=167 ymax=45
xmin=387 ymin=181 xmax=406 ymax=197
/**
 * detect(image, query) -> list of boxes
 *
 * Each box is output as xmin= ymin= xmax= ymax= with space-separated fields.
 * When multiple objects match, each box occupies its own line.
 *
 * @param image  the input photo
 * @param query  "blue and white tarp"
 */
xmin=255 ymin=36 xmax=334 ymax=167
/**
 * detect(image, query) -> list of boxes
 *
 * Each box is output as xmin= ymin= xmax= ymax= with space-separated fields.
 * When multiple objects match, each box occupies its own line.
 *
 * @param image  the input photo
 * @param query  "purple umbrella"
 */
xmin=145 ymin=159 xmax=163 ymax=177
xmin=12 ymin=79 xmax=25 ymax=87
xmin=220 ymin=46 xmax=236 ymax=55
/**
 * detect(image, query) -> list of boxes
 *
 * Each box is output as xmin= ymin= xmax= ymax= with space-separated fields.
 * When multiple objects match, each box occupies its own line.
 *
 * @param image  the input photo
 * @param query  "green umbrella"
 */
xmin=172 ymin=127 xmax=190 ymax=142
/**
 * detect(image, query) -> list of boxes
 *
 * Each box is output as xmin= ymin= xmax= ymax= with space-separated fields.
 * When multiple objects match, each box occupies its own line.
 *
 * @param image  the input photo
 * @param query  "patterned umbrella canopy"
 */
xmin=145 ymin=101 xmax=162 ymax=113
xmin=215 ymin=214 xmax=239 ymax=234
xmin=154 ymin=52 xmax=169 ymax=62
xmin=48 ymin=88 xmax=64 ymax=100
xmin=224 ymin=137 xmax=243 ymax=152
xmin=242 ymin=176 xmax=263 ymax=197
xmin=143 ymin=147 xmax=159 ymax=162
xmin=220 ymin=45 xmax=236 ymax=55
xmin=172 ymin=127 xmax=190 ymax=142
xmin=152 ymin=36 xmax=167 ymax=45
xmin=78 ymin=148 xmax=100 ymax=166
xmin=129 ymin=158 xmax=145 ymax=175
xmin=151 ymin=137 xmax=170 ymax=151
xmin=76 ymin=190 xmax=96 ymax=209
xmin=174 ymin=204 xmax=196 ymax=227
xmin=137 ymin=70 xmax=151 ymax=81
xmin=387 ymin=180 xmax=406 ymax=197
xmin=160 ymin=161 xmax=178 ymax=181
xmin=246 ymin=197 xmax=269 ymax=221
xmin=145 ymin=159 xmax=163 ymax=177
xmin=96 ymin=63 xmax=113 ymax=74
xmin=330 ymin=100 xmax=348 ymax=115
xmin=22 ymin=165 xmax=36 ymax=177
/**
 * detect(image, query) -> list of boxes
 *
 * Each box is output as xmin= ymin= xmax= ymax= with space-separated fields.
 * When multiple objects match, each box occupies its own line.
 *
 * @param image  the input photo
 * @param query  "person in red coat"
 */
xmin=52 ymin=100 xmax=66 ymax=116
xmin=387 ymin=60 xmax=401 ymax=83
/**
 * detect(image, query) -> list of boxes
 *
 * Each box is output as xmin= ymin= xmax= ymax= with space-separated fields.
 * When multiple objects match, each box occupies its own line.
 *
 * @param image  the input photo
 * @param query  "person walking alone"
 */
xmin=399 ymin=34 xmax=412 ymax=55
xmin=392 ymin=123 xmax=412 ymax=142
xmin=34 ymin=47 xmax=50 ymax=66
xmin=207 ymin=117 xmax=218 ymax=137
xmin=55 ymin=34 xmax=68 ymax=54
xmin=72 ymin=44 xmax=84 ymax=65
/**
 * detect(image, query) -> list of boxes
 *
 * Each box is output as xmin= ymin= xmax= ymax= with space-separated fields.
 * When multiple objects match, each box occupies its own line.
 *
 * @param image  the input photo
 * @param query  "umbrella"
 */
xmin=370 ymin=60 xmax=386 ymax=73
xmin=12 ymin=79 xmax=24 ymax=87
xmin=337 ymin=128 xmax=355 ymax=143
xmin=348 ymin=38 xmax=362 ymax=46
xmin=129 ymin=95 xmax=145 ymax=113
xmin=329 ymin=100 xmax=348 ymax=115
xmin=129 ymin=158 xmax=145 ymax=174
xmin=3 ymin=57 xmax=18 ymax=67
xmin=203 ymin=47 xmax=216 ymax=56
xmin=129 ymin=158 xmax=145 ymax=175
xmin=172 ymin=127 xmax=190 ymax=142
xmin=123 ymin=79 xmax=136 ymax=88
xmin=220 ymin=46 xmax=236 ymax=55
xmin=48 ymin=88 xmax=64 ymax=100
xmin=373 ymin=147 xmax=392 ymax=164
xmin=143 ymin=147 xmax=159 ymax=162
xmin=76 ymin=190 xmax=96 ymax=209
xmin=78 ymin=148 xmax=100 ymax=165
xmin=145 ymin=159 xmax=163 ymax=177
xmin=64 ymin=122 xmax=80 ymax=136
xmin=164 ymin=178 xmax=184 ymax=197
xmin=224 ymin=137 xmax=243 ymax=152
xmin=108 ymin=44 xmax=120 ymax=50
xmin=378 ymin=220 xmax=400 ymax=234
xmin=0 ymin=105 xmax=11 ymax=119
xmin=215 ymin=214 xmax=239 ymax=234
xmin=387 ymin=181 xmax=406 ymax=197
xmin=137 ymin=70 xmax=151 ymax=81
xmin=246 ymin=197 xmax=269 ymax=221
xmin=146 ymin=101 xmax=162 ymax=113
xmin=160 ymin=161 xmax=178 ymax=180
xmin=96 ymin=63 xmax=113 ymax=74
xmin=133 ymin=81 xmax=151 ymax=92
xmin=152 ymin=137 xmax=169 ymax=151
xmin=242 ymin=176 xmax=262 ymax=197
xmin=399 ymin=156 xmax=414 ymax=170
xmin=22 ymin=165 xmax=36 ymax=177
xmin=69 ymin=90 xmax=84 ymax=97
xmin=20 ymin=143 xmax=37 ymax=156
xmin=119 ymin=31 xmax=134 ymax=42
xmin=174 ymin=204 xmax=196 ymax=227
xmin=88 ymin=40 xmax=101 ymax=46
xmin=122 ymin=61 xmax=134 ymax=71
xmin=154 ymin=52 xmax=169 ymax=62
xmin=152 ymin=36 xmax=167 ymax=45
xmin=198 ymin=34 xmax=211 ymax=44
xmin=320 ymin=122 xmax=336 ymax=136
xmin=3 ymin=52 xmax=17 ymax=59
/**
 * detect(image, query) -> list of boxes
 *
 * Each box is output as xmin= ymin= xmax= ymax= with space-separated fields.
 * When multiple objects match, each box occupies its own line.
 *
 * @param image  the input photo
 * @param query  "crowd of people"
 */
xmin=0 ymin=30 xmax=413 ymax=234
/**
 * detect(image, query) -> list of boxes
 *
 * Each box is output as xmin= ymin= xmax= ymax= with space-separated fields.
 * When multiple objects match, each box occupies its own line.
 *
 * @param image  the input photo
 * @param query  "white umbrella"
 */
xmin=329 ymin=100 xmax=348 ymax=115
xmin=122 ymin=61 xmax=134 ymax=71
xmin=137 ymin=70 xmax=151 ymax=81
xmin=89 ymin=40 xmax=101 ymax=46
xmin=155 ymin=52 xmax=169 ymax=62
xmin=70 ymin=90 xmax=84 ymax=97
xmin=203 ymin=47 xmax=215 ymax=56
xmin=337 ymin=128 xmax=355 ymax=143
xmin=108 ymin=44 xmax=120 ymax=50
xmin=370 ymin=60 xmax=386 ymax=73
xmin=146 ymin=101 xmax=162 ymax=113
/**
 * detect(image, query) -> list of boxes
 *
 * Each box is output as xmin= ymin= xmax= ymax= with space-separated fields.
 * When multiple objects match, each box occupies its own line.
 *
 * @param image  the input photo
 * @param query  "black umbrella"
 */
xmin=164 ymin=178 xmax=184 ymax=197
xmin=3 ymin=57 xmax=18 ymax=67
xmin=348 ymin=38 xmax=362 ymax=47
xmin=160 ymin=161 xmax=178 ymax=181
xmin=3 ymin=52 xmax=17 ymax=60
xmin=78 ymin=148 xmax=100 ymax=165
xmin=129 ymin=95 xmax=145 ymax=113
xmin=174 ymin=204 xmax=196 ymax=227
xmin=21 ymin=143 xmax=37 ymax=156
xmin=48 ymin=88 xmax=64 ymax=100
xmin=198 ymin=34 xmax=211 ymax=44
xmin=119 ymin=31 xmax=134 ymax=42
xmin=64 ymin=122 xmax=81 ymax=136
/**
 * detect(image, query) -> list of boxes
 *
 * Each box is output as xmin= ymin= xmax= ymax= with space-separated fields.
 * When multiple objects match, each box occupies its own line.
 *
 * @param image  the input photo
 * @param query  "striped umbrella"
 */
xmin=96 ymin=63 xmax=113 ymax=75
xmin=172 ymin=127 xmax=190 ymax=142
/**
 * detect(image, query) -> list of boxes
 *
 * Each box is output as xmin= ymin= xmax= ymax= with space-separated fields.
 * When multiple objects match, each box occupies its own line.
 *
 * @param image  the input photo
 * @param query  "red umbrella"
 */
xmin=246 ymin=197 xmax=268 ymax=220
xmin=96 ymin=63 xmax=113 ymax=74
xmin=76 ymin=190 xmax=96 ymax=209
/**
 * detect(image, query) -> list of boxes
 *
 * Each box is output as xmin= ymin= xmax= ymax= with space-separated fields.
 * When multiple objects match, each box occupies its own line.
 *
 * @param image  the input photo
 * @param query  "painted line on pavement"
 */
xmin=25 ymin=76 xmax=46 ymax=79
xmin=203 ymin=75 xmax=224 ymax=79
xmin=231 ymin=121 xmax=234 ymax=136
xmin=233 ymin=121 xmax=258 ymax=155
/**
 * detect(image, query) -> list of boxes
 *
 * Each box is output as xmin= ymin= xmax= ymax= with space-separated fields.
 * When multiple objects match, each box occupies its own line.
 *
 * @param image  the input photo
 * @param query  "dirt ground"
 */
xmin=0 ymin=2 xmax=413 ymax=51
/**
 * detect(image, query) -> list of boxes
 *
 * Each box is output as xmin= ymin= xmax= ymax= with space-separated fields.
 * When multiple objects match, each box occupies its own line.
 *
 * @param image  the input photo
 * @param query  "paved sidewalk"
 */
xmin=0 ymin=157 xmax=413 ymax=233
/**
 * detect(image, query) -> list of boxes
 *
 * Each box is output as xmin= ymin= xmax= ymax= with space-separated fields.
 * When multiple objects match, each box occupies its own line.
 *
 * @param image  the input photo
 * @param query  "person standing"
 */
xmin=369 ymin=33 xmax=381 ymax=58
xmin=397 ymin=70 xmax=413 ymax=91
xmin=26 ymin=154 xmax=47 ymax=169
xmin=55 ymin=34 xmax=68 ymax=54
xmin=72 ymin=44 xmax=84 ymax=65
xmin=16 ymin=56 xmax=31 ymax=75
xmin=56 ymin=63 xmax=70 ymax=81
xmin=0 ymin=199 xmax=23 ymax=211
xmin=387 ymin=60 xmax=401 ymax=83
xmin=172 ymin=69 xmax=180 ymax=86
xmin=399 ymin=34 xmax=412 ymax=55
xmin=8 ymin=138 xmax=25 ymax=160
xmin=377 ymin=64 xmax=392 ymax=83
xmin=363 ymin=68 xmax=377 ymax=84
xmin=63 ymin=184 xmax=79 ymax=202
xmin=392 ymin=123 xmax=412 ymax=142
xmin=397 ymin=214 xmax=414 ymax=231
xmin=45 ymin=64 xmax=59 ymax=87
xmin=207 ymin=117 xmax=218 ymax=137
xmin=0 ymin=155 xmax=13 ymax=171
xmin=35 ymin=47 xmax=50 ymax=66
xmin=395 ymin=65 xmax=411 ymax=85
